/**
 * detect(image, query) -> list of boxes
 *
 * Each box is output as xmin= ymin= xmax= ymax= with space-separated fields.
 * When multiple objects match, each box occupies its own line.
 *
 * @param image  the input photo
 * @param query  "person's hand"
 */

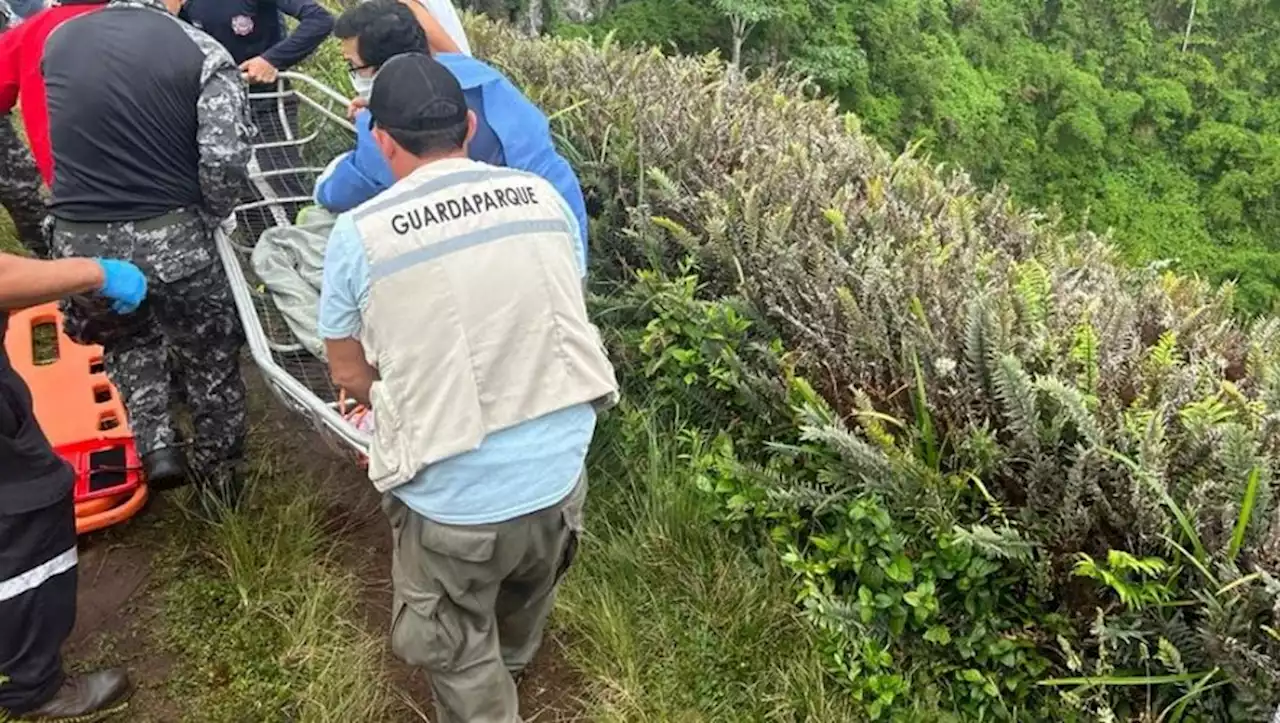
xmin=94 ymin=259 xmax=147 ymax=314
xmin=219 ymin=214 xmax=237 ymax=238
xmin=347 ymin=96 xmax=368 ymax=120
xmin=239 ymin=56 xmax=278 ymax=84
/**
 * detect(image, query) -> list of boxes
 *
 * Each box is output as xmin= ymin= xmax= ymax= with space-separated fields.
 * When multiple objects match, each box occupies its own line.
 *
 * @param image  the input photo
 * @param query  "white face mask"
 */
xmin=350 ymin=72 xmax=374 ymax=100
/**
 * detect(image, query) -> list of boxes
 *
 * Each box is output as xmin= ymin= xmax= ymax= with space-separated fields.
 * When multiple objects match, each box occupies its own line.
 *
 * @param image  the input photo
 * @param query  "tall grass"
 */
xmin=561 ymin=402 xmax=860 ymax=721
xmin=155 ymin=414 xmax=394 ymax=723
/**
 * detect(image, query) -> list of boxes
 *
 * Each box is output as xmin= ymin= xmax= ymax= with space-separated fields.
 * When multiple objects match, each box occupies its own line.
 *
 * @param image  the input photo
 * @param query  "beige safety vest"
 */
xmin=351 ymin=157 xmax=619 ymax=492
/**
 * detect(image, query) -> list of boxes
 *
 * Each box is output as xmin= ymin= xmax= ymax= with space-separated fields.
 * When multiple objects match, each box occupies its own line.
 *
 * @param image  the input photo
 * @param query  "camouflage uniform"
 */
xmin=52 ymin=0 xmax=254 ymax=489
xmin=0 ymin=0 xmax=49 ymax=258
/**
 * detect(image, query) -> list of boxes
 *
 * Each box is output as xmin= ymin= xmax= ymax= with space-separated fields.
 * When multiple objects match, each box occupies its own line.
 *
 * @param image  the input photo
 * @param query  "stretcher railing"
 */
xmin=215 ymin=72 xmax=370 ymax=463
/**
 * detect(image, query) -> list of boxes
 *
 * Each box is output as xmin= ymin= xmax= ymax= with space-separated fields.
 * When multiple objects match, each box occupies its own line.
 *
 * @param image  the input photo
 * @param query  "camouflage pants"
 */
xmin=0 ymin=115 xmax=47 ymax=257
xmin=50 ymin=212 xmax=247 ymax=480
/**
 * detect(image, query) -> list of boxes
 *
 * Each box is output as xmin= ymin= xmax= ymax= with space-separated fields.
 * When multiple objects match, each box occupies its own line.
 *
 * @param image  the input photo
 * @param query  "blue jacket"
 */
xmin=315 ymin=53 xmax=590 ymax=258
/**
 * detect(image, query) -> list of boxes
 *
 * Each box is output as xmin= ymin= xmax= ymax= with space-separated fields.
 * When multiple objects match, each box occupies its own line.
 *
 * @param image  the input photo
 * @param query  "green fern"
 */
xmin=953 ymin=523 xmax=1034 ymax=562
xmin=851 ymin=388 xmax=899 ymax=452
xmin=650 ymin=215 xmax=700 ymax=248
xmin=1074 ymin=550 xmax=1173 ymax=610
xmin=795 ymin=406 xmax=895 ymax=488
xmin=1178 ymin=394 xmax=1235 ymax=433
xmin=1013 ymin=259 xmax=1052 ymax=329
xmin=823 ymin=207 xmax=849 ymax=244
xmin=1069 ymin=319 xmax=1100 ymax=397
xmin=994 ymin=354 xmax=1040 ymax=450
xmin=965 ymin=298 xmax=1002 ymax=398
xmin=1148 ymin=330 xmax=1180 ymax=373
xmin=645 ymin=166 xmax=680 ymax=200
xmin=1035 ymin=376 xmax=1104 ymax=448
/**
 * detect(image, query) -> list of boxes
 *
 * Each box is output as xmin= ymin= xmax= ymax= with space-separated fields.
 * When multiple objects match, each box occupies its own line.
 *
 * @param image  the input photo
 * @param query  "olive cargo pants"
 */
xmin=383 ymin=474 xmax=586 ymax=723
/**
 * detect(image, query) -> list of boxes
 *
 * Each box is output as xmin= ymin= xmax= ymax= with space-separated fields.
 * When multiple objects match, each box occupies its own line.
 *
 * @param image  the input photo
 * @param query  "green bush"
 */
xmin=550 ymin=0 xmax=725 ymax=55
xmin=466 ymin=18 xmax=1280 ymax=721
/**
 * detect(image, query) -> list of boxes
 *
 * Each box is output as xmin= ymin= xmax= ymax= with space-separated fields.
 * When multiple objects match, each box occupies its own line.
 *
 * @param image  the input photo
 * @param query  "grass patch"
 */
xmin=152 ymin=418 xmax=394 ymax=723
xmin=560 ymin=403 xmax=859 ymax=721
xmin=0 ymin=404 xmax=396 ymax=723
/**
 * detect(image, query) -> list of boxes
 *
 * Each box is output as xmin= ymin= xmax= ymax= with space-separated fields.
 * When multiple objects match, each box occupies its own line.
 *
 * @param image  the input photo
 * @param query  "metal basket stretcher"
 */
xmin=214 ymin=72 xmax=371 ymax=462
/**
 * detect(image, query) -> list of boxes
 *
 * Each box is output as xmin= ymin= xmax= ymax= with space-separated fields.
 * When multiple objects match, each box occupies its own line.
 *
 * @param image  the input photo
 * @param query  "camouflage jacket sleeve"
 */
xmin=194 ymin=42 xmax=254 ymax=220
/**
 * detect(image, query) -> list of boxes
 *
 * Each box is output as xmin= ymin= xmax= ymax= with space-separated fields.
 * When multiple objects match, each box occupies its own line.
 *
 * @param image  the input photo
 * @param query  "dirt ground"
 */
xmin=63 ymin=374 xmax=585 ymax=722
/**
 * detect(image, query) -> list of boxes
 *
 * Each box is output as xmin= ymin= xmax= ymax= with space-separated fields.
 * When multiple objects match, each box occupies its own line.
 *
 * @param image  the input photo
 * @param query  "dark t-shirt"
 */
xmin=180 ymin=0 xmax=284 ymax=66
xmin=43 ymin=4 xmax=206 ymax=222
xmin=179 ymin=0 xmax=332 ymax=79
xmin=0 ymin=313 xmax=75 ymax=513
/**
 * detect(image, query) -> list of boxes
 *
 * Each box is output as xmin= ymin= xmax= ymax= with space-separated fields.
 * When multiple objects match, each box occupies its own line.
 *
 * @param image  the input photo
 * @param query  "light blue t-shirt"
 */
xmin=317 ymin=177 xmax=595 ymax=525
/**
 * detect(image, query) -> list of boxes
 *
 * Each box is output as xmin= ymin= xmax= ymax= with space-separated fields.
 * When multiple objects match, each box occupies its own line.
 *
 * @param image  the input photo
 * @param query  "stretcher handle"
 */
xmin=87 ymin=463 xmax=145 ymax=472
xmin=337 ymin=389 xmax=372 ymax=469
xmin=338 ymin=388 xmax=371 ymax=423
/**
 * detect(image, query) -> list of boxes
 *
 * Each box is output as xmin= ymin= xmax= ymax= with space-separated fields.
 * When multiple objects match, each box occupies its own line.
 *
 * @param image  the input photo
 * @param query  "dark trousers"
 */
xmin=0 ymin=494 xmax=77 ymax=716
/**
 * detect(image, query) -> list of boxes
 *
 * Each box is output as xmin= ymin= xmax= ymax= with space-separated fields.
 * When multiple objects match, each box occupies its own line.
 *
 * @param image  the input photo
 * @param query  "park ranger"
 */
xmin=318 ymin=53 xmax=618 ymax=723
xmin=0 ymin=251 xmax=145 ymax=721
xmin=41 ymin=0 xmax=254 ymax=506
xmin=0 ymin=0 xmax=49 ymax=258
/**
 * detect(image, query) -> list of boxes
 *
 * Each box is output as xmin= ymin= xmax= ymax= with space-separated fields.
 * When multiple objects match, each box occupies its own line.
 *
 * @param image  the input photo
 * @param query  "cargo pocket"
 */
xmin=419 ymin=524 xmax=498 ymax=598
xmin=554 ymin=484 xmax=586 ymax=584
xmin=407 ymin=522 xmax=499 ymax=672
xmin=389 ymin=591 xmax=462 ymax=673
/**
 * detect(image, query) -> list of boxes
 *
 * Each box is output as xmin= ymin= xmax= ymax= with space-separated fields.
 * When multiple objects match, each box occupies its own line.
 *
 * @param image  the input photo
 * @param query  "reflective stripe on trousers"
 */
xmin=0 ymin=494 xmax=79 ymax=716
xmin=0 ymin=546 xmax=76 ymax=602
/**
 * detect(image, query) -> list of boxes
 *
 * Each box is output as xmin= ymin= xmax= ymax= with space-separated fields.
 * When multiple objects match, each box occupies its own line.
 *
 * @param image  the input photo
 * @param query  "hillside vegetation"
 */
xmin=7 ymin=7 xmax=1274 ymax=720
xmin=556 ymin=0 xmax=1280 ymax=314
xmin=463 ymin=15 xmax=1280 ymax=721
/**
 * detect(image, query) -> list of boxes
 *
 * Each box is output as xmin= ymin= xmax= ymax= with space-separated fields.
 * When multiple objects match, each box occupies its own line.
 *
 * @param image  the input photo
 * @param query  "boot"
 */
xmin=142 ymin=447 xmax=188 ymax=491
xmin=21 ymin=668 xmax=131 ymax=721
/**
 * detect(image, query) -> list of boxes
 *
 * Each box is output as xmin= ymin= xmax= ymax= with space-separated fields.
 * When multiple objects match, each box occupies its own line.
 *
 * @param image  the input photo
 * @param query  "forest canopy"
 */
xmin=554 ymin=0 xmax=1280 ymax=313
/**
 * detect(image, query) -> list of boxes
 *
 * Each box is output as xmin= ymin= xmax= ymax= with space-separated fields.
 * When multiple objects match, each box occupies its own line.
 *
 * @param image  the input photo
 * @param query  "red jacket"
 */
xmin=0 ymin=2 xmax=107 ymax=186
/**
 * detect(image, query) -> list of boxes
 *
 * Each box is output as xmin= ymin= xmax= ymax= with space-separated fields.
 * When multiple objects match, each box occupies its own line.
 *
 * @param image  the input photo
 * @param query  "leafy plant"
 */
xmin=466 ymin=17 xmax=1280 ymax=721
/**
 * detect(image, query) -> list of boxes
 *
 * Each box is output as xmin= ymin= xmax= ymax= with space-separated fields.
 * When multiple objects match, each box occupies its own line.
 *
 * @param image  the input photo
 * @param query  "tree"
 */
xmin=574 ymin=0 xmax=1280 ymax=312
xmin=711 ymin=0 xmax=782 ymax=70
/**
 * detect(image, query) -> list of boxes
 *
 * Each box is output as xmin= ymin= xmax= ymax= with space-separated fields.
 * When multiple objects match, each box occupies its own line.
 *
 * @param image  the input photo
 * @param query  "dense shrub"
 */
xmin=466 ymin=19 xmax=1280 ymax=721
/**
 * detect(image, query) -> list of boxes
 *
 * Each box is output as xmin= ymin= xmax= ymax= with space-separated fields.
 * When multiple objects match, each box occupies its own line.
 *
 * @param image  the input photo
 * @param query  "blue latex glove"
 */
xmin=94 ymin=259 xmax=147 ymax=314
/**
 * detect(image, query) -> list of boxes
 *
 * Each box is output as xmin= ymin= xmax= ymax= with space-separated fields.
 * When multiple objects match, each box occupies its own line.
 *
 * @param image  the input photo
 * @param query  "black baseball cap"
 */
xmin=368 ymin=52 xmax=468 ymax=133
